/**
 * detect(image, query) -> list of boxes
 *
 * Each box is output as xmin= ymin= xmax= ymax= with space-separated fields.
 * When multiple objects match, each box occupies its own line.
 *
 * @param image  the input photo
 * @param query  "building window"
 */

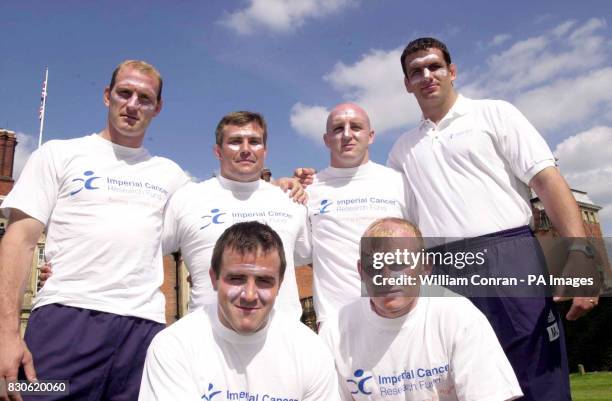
xmin=538 ymin=210 xmax=551 ymax=230
xmin=37 ymin=245 xmax=45 ymax=265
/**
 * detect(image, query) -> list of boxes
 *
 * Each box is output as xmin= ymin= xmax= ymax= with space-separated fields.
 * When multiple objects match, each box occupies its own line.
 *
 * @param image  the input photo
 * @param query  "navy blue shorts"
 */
xmin=432 ymin=226 xmax=571 ymax=401
xmin=19 ymin=304 xmax=164 ymax=401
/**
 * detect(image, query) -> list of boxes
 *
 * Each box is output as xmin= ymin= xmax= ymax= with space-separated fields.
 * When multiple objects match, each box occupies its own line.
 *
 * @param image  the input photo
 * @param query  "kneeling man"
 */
xmin=320 ymin=218 xmax=522 ymax=401
xmin=139 ymin=221 xmax=340 ymax=401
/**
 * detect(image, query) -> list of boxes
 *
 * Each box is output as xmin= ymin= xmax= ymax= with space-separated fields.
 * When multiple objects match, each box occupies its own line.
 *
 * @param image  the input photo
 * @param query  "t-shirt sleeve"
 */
xmin=293 ymin=207 xmax=313 ymax=266
xmin=1 ymin=143 xmax=60 ymax=224
xmin=138 ymin=332 xmax=201 ymax=401
xmin=493 ymin=101 xmax=556 ymax=184
xmin=302 ymin=337 xmax=342 ymax=401
xmin=162 ymin=192 xmax=181 ymax=255
xmin=450 ymin=304 xmax=523 ymax=401
xmin=386 ymin=142 xmax=403 ymax=173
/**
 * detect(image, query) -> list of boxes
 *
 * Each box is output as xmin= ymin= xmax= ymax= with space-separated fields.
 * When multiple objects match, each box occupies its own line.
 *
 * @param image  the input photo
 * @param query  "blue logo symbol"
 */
xmin=347 ymin=369 xmax=373 ymax=395
xmin=70 ymin=170 xmax=101 ymax=195
xmin=201 ymin=383 xmax=221 ymax=400
xmin=200 ymin=208 xmax=226 ymax=229
xmin=318 ymin=199 xmax=333 ymax=215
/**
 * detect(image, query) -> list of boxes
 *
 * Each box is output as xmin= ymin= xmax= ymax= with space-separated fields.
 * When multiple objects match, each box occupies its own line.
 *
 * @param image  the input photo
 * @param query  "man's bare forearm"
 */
xmin=0 ymin=211 xmax=44 ymax=334
xmin=530 ymin=166 xmax=585 ymax=237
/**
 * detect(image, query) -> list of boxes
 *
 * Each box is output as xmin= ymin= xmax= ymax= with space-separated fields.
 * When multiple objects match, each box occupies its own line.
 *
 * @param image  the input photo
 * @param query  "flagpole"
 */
xmin=38 ymin=67 xmax=48 ymax=148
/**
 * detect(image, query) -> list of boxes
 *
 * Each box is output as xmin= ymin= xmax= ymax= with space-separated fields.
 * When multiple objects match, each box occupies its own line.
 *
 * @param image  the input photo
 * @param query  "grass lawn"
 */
xmin=570 ymin=371 xmax=612 ymax=401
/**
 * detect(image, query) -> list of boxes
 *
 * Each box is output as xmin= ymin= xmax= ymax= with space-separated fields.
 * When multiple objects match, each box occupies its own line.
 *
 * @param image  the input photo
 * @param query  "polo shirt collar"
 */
xmin=418 ymin=94 xmax=470 ymax=129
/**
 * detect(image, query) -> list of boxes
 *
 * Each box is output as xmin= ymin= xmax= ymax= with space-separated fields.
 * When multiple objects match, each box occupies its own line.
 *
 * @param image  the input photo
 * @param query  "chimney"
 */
xmin=0 ymin=129 xmax=18 ymax=196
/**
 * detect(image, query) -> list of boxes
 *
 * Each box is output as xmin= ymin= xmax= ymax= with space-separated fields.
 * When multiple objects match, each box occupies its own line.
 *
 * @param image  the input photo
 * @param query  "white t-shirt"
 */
xmin=306 ymin=161 xmax=408 ymax=323
xmin=163 ymin=175 xmax=311 ymax=317
xmin=139 ymin=303 xmax=341 ymax=401
xmin=320 ymin=295 xmax=523 ymax=401
xmin=387 ymin=95 xmax=556 ymax=238
xmin=1 ymin=134 xmax=188 ymax=323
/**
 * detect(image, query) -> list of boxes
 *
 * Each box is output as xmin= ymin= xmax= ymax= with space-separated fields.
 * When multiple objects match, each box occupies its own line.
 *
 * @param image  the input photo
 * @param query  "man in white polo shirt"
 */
xmin=320 ymin=217 xmax=522 ymax=401
xmin=139 ymin=222 xmax=340 ymax=401
xmin=388 ymin=37 xmax=597 ymax=401
xmin=0 ymin=60 xmax=188 ymax=400
xmin=299 ymin=103 xmax=410 ymax=326
xmin=163 ymin=111 xmax=310 ymax=318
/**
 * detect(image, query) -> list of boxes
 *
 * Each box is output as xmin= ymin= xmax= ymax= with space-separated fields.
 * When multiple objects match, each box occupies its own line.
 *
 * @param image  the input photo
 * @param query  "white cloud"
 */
xmin=220 ymin=0 xmax=357 ymax=34
xmin=292 ymin=18 xmax=612 ymax=142
xmin=290 ymin=48 xmax=420 ymax=140
xmin=514 ymin=67 xmax=612 ymax=132
xmin=290 ymin=103 xmax=328 ymax=141
xmin=554 ymin=126 xmax=612 ymax=235
xmin=14 ymin=132 xmax=37 ymax=180
xmin=489 ymin=34 xmax=511 ymax=47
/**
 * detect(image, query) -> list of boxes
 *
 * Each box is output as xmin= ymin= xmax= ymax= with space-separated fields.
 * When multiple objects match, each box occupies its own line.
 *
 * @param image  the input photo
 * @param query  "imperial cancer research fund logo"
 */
xmin=200 ymin=208 xmax=226 ymax=230
xmin=70 ymin=170 xmax=101 ymax=196
xmin=316 ymin=199 xmax=334 ymax=215
xmin=201 ymin=383 xmax=221 ymax=401
xmin=347 ymin=369 xmax=373 ymax=395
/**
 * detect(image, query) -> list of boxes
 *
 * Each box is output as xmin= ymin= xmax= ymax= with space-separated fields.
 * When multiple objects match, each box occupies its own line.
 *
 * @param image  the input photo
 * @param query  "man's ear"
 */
xmin=357 ymin=260 xmax=366 ymax=282
xmin=103 ymin=87 xmax=111 ymax=107
xmin=213 ymin=144 xmax=222 ymax=160
xmin=449 ymin=63 xmax=457 ymax=85
xmin=368 ymin=129 xmax=375 ymax=145
xmin=153 ymin=98 xmax=163 ymax=116
xmin=209 ymin=268 xmax=219 ymax=291
xmin=323 ymin=132 xmax=331 ymax=149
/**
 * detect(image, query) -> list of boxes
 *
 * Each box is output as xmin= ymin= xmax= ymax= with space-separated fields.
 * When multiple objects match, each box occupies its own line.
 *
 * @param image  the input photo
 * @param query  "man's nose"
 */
xmin=126 ymin=93 xmax=140 ymax=109
xmin=342 ymin=124 xmax=351 ymax=138
xmin=240 ymin=280 xmax=258 ymax=302
xmin=422 ymin=67 xmax=433 ymax=81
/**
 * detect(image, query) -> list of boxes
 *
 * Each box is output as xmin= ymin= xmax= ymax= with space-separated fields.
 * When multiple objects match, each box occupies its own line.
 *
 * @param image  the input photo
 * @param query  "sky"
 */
xmin=2 ymin=0 xmax=612 ymax=234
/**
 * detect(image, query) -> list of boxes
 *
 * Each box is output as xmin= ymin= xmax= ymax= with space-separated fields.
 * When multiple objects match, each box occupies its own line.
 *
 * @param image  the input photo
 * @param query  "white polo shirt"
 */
xmin=306 ymin=161 xmax=409 ymax=323
xmin=162 ymin=176 xmax=310 ymax=318
xmin=387 ymin=95 xmax=555 ymax=238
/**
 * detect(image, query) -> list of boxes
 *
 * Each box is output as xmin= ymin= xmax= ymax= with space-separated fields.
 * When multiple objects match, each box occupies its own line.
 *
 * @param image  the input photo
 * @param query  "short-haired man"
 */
xmin=163 ymin=111 xmax=310 ymax=318
xmin=388 ymin=37 xmax=595 ymax=400
xmin=299 ymin=103 xmax=409 ymax=326
xmin=139 ymin=222 xmax=340 ymax=400
xmin=0 ymin=60 xmax=188 ymax=400
xmin=320 ymin=217 xmax=523 ymax=401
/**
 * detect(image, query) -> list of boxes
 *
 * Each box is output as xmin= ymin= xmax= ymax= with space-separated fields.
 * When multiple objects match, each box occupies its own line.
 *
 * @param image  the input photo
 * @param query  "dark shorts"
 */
xmin=19 ymin=304 xmax=164 ymax=401
xmin=432 ymin=226 xmax=571 ymax=401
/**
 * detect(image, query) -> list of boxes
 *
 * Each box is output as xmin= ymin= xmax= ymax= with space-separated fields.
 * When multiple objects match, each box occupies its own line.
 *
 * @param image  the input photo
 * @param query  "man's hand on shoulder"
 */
xmin=293 ymin=168 xmax=316 ymax=188
xmin=272 ymin=177 xmax=308 ymax=205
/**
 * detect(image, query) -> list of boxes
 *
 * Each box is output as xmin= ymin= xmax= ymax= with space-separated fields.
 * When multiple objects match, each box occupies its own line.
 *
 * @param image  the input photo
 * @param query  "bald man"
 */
xmin=303 ymin=103 xmax=411 ymax=326
xmin=320 ymin=217 xmax=522 ymax=401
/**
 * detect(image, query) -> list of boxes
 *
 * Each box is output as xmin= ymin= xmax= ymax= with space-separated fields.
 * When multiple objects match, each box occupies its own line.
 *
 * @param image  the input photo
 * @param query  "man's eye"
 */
xmin=409 ymin=70 xmax=422 ymax=79
xmin=249 ymin=140 xmax=262 ymax=145
xmin=117 ymin=90 xmax=132 ymax=98
xmin=138 ymin=95 xmax=153 ymax=105
xmin=428 ymin=64 xmax=443 ymax=71
xmin=257 ymin=277 xmax=275 ymax=286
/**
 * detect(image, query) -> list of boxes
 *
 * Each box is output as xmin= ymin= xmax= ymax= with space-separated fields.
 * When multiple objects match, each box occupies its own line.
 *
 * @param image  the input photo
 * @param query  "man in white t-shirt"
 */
xmin=320 ymin=217 xmax=522 ymax=401
xmin=295 ymin=103 xmax=409 ymax=325
xmin=139 ymin=221 xmax=340 ymax=401
xmin=0 ymin=60 xmax=188 ymax=401
xmin=163 ymin=111 xmax=310 ymax=318
xmin=388 ymin=37 xmax=598 ymax=400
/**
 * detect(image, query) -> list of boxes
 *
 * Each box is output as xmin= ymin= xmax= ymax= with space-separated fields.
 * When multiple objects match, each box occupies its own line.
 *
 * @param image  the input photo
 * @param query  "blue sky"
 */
xmin=2 ymin=0 xmax=612 ymax=233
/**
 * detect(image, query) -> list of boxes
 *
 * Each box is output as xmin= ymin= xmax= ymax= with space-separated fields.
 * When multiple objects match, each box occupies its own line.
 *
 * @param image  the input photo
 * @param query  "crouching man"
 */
xmin=320 ymin=217 xmax=522 ymax=401
xmin=139 ymin=221 xmax=340 ymax=401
